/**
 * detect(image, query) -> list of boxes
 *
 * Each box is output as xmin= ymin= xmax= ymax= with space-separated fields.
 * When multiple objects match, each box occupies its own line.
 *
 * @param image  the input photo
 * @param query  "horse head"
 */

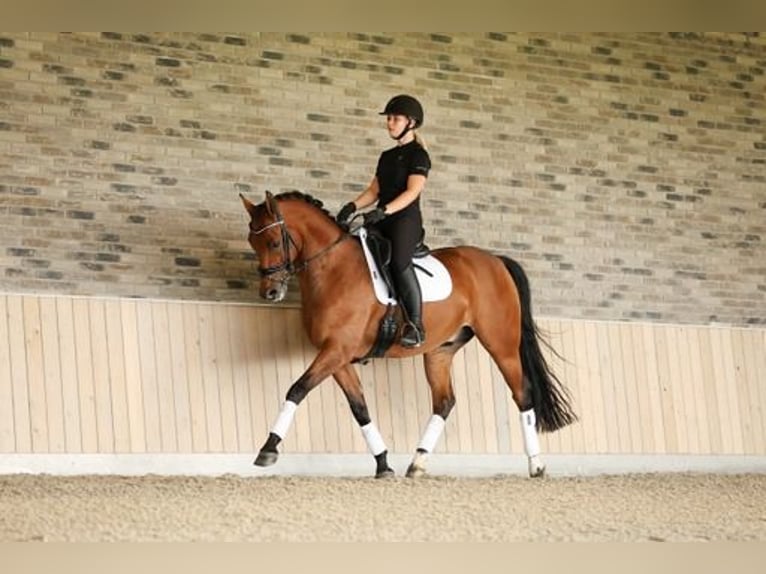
xmin=241 ymin=189 xmax=347 ymax=303
xmin=240 ymin=191 xmax=299 ymax=303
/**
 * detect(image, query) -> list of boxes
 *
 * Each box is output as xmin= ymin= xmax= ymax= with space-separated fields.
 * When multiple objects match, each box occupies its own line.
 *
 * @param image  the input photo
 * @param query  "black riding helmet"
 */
xmin=379 ymin=94 xmax=424 ymax=128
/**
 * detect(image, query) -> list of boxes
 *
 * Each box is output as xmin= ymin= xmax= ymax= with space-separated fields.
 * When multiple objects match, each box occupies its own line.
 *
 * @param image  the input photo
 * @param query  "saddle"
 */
xmin=363 ymin=226 xmax=431 ymax=301
xmin=355 ymin=226 xmax=452 ymax=306
xmin=351 ymin=226 xmax=452 ymax=363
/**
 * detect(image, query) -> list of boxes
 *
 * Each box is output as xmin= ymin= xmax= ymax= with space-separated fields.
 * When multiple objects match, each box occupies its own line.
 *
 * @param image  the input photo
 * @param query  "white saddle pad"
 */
xmin=354 ymin=227 xmax=452 ymax=306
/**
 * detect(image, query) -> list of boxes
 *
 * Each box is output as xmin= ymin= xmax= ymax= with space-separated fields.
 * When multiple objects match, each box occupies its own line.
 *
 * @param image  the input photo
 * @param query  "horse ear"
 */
xmin=239 ymin=193 xmax=257 ymax=216
xmin=264 ymin=190 xmax=275 ymax=216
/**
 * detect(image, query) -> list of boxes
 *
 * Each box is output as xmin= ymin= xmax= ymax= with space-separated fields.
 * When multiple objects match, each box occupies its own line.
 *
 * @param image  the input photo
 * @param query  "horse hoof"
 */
xmin=529 ymin=465 xmax=546 ymax=478
xmin=254 ymin=450 xmax=278 ymax=467
xmin=405 ymin=464 xmax=426 ymax=479
xmin=375 ymin=467 xmax=396 ymax=479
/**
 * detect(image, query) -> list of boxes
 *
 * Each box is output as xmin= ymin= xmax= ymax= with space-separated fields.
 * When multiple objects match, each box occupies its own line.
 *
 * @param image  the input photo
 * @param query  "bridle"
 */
xmin=249 ymin=213 xmax=299 ymax=280
xmin=249 ymin=193 xmax=349 ymax=283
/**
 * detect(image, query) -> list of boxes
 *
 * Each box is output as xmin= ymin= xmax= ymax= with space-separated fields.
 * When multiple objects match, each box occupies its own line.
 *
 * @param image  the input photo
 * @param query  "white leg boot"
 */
xmin=407 ymin=414 xmax=445 ymax=478
xmin=520 ymin=409 xmax=546 ymax=478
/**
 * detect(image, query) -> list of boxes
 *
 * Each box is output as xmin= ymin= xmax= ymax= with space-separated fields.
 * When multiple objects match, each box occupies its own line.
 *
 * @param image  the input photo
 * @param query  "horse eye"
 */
xmin=268 ymin=239 xmax=280 ymax=250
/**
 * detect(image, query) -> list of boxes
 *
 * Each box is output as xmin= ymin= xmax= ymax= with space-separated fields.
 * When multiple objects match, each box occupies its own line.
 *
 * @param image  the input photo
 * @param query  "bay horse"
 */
xmin=241 ymin=190 xmax=576 ymax=478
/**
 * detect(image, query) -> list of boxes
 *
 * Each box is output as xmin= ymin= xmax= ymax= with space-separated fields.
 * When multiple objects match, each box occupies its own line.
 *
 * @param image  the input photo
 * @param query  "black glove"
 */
xmin=363 ymin=207 xmax=387 ymax=226
xmin=336 ymin=202 xmax=356 ymax=225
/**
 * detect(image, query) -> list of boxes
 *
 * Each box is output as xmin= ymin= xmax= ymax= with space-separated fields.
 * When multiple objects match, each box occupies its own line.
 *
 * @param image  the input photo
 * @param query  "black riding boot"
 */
xmin=394 ymin=263 xmax=425 ymax=348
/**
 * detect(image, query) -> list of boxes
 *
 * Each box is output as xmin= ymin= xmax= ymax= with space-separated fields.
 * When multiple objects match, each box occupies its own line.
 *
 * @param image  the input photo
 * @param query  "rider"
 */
xmin=336 ymin=94 xmax=431 ymax=348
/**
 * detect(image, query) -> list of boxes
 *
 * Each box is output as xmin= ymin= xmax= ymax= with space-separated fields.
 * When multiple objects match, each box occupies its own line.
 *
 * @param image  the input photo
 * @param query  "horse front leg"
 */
xmin=254 ymin=347 xmax=345 ymax=468
xmin=333 ymin=364 xmax=395 ymax=478
xmin=253 ymin=375 xmax=309 ymax=468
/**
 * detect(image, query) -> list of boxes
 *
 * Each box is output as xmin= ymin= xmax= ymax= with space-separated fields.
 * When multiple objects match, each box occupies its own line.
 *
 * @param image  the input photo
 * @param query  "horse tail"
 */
xmin=499 ymin=255 xmax=577 ymax=432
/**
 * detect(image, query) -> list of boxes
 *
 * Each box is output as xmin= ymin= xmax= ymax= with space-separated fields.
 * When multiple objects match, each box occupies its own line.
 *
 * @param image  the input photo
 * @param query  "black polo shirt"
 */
xmin=375 ymin=140 xmax=431 ymax=219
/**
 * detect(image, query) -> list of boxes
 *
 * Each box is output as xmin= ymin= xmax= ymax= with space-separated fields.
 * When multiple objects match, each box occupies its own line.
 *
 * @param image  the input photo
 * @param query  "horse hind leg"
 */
xmin=406 ymin=329 xmax=471 ymax=478
xmin=479 ymin=332 xmax=545 ymax=478
xmin=520 ymin=400 xmax=545 ymax=477
xmin=489 ymin=254 xmax=577 ymax=477
xmin=406 ymin=349 xmax=455 ymax=478
xmin=492 ymin=350 xmax=546 ymax=478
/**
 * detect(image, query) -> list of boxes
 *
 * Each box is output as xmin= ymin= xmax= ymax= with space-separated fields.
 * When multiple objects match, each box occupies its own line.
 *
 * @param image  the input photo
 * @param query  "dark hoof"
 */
xmin=405 ymin=464 xmax=426 ymax=478
xmin=254 ymin=450 xmax=278 ymax=467
xmin=375 ymin=467 xmax=395 ymax=479
xmin=530 ymin=465 xmax=546 ymax=478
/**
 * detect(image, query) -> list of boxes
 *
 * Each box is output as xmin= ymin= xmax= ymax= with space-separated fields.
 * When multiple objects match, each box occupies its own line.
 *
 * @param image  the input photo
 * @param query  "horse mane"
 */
xmin=273 ymin=191 xmax=337 ymax=224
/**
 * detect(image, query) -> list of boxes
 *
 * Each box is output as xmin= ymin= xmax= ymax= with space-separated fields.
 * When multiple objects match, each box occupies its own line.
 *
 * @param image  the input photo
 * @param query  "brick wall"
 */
xmin=0 ymin=32 xmax=764 ymax=325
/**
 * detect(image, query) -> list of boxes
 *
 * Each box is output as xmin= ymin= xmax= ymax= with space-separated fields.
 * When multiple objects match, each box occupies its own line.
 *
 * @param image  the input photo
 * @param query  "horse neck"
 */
xmin=282 ymin=201 xmax=344 ymax=262
xmin=281 ymin=201 xmax=357 ymax=301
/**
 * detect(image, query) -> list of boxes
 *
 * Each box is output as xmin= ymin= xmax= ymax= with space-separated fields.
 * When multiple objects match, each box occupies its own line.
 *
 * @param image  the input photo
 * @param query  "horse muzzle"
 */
xmin=261 ymin=280 xmax=288 ymax=302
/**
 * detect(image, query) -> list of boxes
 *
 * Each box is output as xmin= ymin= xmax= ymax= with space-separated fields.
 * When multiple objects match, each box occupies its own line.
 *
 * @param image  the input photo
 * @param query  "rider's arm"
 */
xmin=351 ymin=177 xmax=380 ymax=210
xmin=380 ymin=174 xmax=426 ymax=215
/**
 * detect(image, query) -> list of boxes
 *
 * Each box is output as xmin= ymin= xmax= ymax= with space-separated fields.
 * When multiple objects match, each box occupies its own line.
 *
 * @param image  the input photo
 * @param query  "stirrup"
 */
xmin=400 ymin=322 xmax=425 ymax=348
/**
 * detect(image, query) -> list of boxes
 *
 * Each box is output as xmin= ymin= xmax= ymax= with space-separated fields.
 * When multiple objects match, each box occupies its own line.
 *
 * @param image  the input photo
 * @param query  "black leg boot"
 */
xmin=393 ymin=263 xmax=425 ymax=348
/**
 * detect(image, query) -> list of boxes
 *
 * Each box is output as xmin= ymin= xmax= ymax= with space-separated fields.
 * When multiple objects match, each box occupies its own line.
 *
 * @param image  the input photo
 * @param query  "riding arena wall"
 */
xmin=0 ymin=33 xmax=764 ymax=474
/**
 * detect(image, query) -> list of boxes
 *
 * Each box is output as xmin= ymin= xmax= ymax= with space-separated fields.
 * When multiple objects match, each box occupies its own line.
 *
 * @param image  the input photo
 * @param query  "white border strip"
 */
xmin=2 ymin=454 xmax=766 ymax=477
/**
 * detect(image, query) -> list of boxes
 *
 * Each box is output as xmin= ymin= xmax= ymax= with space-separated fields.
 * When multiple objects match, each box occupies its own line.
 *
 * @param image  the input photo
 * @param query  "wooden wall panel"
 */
xmin=23 ymin=296 xmax=48 ymax=452
xmin=181 ymin=303 xmax=208 ymax=452
xmin=120 ymin=300 xmax=146 ymax=453
xmin=135 ymin=301 xmax=160 ymax=453
xmin=226 ymin=305 xmax=255 ymax=454
xmin=39 ymin=297 xmax=64 ymax=453
xmin=104 ymin=300 xmax=130 ymax=453
xmin=72 ymin=298 xmax=97 ymax=453
xmin=56 ymin=297 xmax=82 ymax=453
xmin=168 ymin=302 xmax=194 ymax=453
xmin=1 ymin=293 xmax=765 ymax=460
xmin=0 ymin=296 xmax=15 ymax=452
